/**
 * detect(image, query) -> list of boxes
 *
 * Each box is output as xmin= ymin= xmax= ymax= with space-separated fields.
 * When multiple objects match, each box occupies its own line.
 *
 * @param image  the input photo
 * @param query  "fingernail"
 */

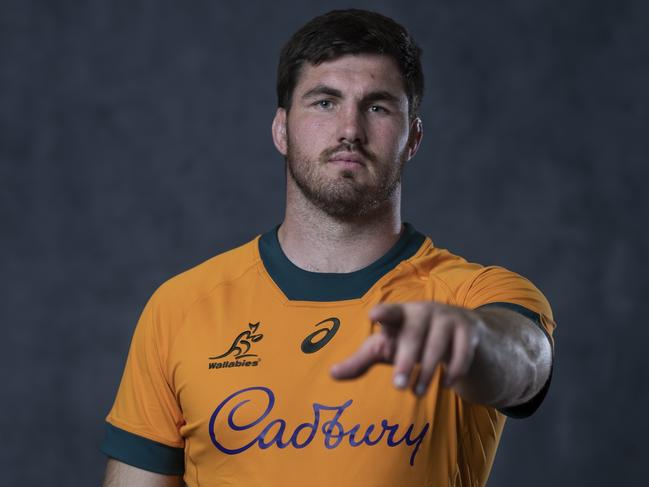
xmin=415 ymin=383 xmax=426 ymax=396
xmin=394 ymin=373 xmax=408 ymax=389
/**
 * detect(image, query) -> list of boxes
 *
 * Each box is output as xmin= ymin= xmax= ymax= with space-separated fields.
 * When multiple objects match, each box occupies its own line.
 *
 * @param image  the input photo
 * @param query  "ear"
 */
xmin=406 ymin=117 xmax=423 ymax=161
xmin=272 ymin=107 xmax=288 ymax=156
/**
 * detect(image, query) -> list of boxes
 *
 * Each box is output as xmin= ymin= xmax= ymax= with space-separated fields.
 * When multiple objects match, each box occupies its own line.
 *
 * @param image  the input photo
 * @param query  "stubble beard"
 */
xmin=286 ymin=138 xmax=406 ymax=221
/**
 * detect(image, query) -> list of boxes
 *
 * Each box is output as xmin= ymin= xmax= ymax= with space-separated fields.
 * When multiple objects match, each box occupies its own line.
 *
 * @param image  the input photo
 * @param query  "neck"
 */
xmin=278 ymin=179 xmax=403 ymax=273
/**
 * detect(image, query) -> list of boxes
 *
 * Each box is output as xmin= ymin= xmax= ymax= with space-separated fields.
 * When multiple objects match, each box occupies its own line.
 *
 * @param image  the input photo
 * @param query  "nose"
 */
xmin=338 ymin=105 xmax=367 ymax=146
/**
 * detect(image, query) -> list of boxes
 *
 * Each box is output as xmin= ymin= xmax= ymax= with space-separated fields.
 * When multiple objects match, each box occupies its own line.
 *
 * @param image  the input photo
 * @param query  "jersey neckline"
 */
xmin=257 ymin=222 xmax=427 ymax=302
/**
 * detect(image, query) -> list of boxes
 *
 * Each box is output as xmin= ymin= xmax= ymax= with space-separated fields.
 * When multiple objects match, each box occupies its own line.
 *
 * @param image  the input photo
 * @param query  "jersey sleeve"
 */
xmin=459 ymin=265 xmax=556 ymax=418
xmin=100 ymin=289 xmax=185 ymax=475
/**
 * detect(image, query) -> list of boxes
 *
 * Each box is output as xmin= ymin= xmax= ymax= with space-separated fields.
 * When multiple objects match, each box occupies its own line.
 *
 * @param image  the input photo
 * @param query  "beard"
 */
xmin=286 ymin=136 xmax=407 ymax=221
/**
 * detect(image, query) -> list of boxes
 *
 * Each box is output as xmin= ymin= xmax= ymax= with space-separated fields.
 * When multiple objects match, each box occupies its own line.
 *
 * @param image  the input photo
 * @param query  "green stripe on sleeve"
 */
xmin=100 ymin=422 xmax=184 ymax=475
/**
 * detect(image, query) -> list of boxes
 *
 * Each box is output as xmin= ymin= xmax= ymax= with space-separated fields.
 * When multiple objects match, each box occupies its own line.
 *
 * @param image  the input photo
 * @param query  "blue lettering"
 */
xmin=404 ymin=422 xmax=430 ymax=466
xmin=209 ymin=386 xmax=274 ymax=454
xmin=209 ymin=386 xmax=430 ymax=466
xmin=258 ymin=418 xmax=289 ymax=449
xmin=320 ymin=400 xmax=352 ymax=449
xmin=348 ymin=423 xmax=387 ymax=447
xmin=385 ymin=420 xmax=406 ymax=447
xmin=290 ymin=405 xmax=320 ymax=448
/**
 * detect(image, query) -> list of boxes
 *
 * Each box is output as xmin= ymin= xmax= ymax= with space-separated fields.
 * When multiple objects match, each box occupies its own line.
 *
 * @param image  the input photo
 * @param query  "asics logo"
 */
xmin=301 ymin=317 xmax=340 ymax=354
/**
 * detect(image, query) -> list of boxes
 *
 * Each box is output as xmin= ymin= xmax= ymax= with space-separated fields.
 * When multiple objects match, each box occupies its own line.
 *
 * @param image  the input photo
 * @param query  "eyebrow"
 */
xmin=301 ymin=84 xmax=401 ymax=105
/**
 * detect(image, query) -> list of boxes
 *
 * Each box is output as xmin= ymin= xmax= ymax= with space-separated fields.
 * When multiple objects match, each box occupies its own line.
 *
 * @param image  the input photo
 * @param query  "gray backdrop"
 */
xmin=2 ymin=0 xmax=647 ymax=485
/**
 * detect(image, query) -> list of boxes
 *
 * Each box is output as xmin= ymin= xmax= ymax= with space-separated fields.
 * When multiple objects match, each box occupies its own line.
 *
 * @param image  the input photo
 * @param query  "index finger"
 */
xmin=330 ymin=333 xmax=393 ymax=380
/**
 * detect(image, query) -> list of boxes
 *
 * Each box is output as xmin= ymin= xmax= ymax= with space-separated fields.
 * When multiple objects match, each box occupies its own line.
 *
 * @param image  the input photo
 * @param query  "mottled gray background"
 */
xmin=1 ymin=0 xmax=647 ymax=485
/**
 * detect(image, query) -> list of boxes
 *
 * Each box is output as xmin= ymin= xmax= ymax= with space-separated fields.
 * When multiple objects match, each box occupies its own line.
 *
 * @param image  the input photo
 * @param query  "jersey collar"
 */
xmin=258 ymin=222 xmax=426 ymax=302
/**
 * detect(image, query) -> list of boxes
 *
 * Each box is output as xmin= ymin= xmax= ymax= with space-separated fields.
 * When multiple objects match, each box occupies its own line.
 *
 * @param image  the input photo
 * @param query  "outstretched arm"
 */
xmin=330 ymin=301 xmax=552 ymax=409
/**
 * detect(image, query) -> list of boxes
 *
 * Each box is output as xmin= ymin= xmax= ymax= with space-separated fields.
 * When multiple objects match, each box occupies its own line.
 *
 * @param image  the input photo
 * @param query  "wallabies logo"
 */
xmin=208 ymin=322 xmax=264 ymax=370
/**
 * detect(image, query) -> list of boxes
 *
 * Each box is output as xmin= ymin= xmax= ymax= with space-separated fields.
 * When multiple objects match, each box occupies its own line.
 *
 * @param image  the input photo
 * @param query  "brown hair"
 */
xmin=277 ymin=9 xmax=424 ymax=121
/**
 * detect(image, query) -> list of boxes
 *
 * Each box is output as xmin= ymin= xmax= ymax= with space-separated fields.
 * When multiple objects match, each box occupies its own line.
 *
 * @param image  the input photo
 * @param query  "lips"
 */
xmin=328 ymin=152 xmax=365 ymax=165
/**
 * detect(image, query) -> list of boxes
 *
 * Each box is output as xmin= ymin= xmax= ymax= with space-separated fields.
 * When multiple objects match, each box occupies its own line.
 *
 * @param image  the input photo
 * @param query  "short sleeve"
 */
xmin=460 ymin=265 xmax=556 ymax=418
xmin=462 ymin=265 xmax=556 ymax=345
xmin=100 ymin=290 xmax=185 ymax=475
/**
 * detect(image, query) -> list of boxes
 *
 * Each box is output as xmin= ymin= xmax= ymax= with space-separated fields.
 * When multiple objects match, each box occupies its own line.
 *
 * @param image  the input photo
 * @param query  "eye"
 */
xmin=315 ymin=99 xmax=334 ymax=110
xmin=369 ymin=105 xmax=388 ymax=114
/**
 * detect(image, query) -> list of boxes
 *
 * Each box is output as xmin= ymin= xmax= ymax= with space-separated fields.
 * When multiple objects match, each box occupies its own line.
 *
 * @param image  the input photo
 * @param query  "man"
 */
xmin=102 ymin=9 xmax=555 ymax=487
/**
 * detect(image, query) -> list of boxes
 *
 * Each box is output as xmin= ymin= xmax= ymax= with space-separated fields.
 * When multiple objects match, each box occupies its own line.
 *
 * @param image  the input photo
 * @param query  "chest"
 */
xmin=167 ymin=285 xmax=455 ymax=482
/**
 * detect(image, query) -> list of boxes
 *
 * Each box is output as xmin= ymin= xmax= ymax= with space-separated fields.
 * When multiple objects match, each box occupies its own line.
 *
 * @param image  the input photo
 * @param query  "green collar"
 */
xmin=258 ymin=222 xmax=426 ymax=302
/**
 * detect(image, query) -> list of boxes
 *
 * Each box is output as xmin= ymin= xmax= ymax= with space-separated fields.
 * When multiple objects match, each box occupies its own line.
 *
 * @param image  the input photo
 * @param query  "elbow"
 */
xmin=516 ymin=336 xmax=553 ymax=405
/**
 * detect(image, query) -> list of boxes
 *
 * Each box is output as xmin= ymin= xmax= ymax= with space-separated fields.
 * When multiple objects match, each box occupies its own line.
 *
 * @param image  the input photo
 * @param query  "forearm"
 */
xmin=453 ymin=307 xmax=552 ymax=409
xmin=102 ymin=459 xmax=183 ymax=487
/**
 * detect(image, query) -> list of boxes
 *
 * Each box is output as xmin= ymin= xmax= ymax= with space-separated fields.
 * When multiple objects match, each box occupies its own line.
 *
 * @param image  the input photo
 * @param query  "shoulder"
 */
xmin=145 ymin=235 xmax=262 ymax=324
xmin=407 ymin=238 xmax=483 ymax=290
xmin=407 ymin=238 xmax=552 ymax=317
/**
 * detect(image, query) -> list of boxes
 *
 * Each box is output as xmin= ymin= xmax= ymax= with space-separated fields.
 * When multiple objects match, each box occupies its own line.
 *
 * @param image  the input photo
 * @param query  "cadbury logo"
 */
xmin=209 ymin=386 xmax=429 ymax=466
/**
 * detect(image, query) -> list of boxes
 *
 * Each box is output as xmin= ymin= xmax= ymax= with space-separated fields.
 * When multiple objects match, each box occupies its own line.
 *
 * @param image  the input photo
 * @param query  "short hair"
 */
xmin=276 ymin=9 xmax=424 ymax=121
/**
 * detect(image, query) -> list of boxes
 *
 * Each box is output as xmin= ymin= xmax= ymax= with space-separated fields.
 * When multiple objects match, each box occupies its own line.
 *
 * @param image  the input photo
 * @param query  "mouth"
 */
xmin=328 ymin=152 xmax=366 ymax=167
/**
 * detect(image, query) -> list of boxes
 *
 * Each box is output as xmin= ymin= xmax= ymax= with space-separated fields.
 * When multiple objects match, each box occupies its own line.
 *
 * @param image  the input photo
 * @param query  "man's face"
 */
xmin=272 ymin=54 xmax=422 ymax=220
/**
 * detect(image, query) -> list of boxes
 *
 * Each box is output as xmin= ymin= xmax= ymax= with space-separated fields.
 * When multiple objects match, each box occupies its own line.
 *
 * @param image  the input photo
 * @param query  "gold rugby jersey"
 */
xmin=101 ymin=222 xmax=556 ymax=487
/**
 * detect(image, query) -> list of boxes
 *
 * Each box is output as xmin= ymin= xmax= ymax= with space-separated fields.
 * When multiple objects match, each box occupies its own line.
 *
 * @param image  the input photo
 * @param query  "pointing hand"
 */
xmin=330 ymin=302 xmax=484 ymax=396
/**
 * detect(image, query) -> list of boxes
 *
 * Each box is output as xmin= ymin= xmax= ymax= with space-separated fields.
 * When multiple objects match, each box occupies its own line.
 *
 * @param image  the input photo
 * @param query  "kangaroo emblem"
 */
xmin=209 ymin=322 xmax=264 ymax=360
